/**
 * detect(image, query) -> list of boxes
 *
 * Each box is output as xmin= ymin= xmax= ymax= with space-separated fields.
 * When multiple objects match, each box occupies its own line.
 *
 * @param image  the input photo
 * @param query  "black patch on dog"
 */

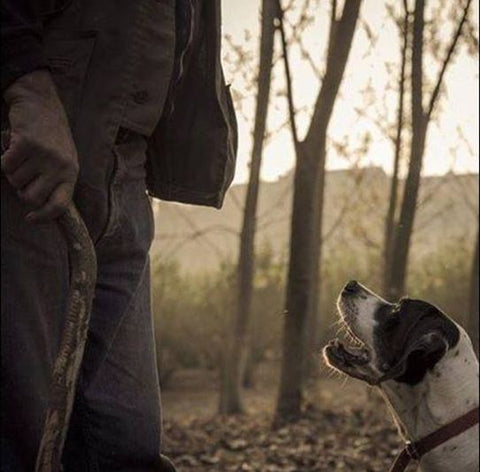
xmin=373 ymin=299 xmax=460 ymax=386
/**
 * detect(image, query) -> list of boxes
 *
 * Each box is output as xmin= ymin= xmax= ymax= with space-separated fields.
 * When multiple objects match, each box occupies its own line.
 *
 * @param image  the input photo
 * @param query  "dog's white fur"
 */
xmin=333 ymin=283 xmax=479 ymax=472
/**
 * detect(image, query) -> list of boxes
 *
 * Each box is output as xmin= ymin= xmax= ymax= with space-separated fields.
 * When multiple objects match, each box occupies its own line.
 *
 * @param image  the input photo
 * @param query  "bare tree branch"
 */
xmin=258 ymin=180 xmax=294 ymax=222
xmin=425 ymin=0 xmax=473 ymax=120
xmin=326 ymin=0 xmax=338 ymax=64
xmin=322 ymin=165 xmax=367 ymax=244
xmin=383 ymin=0 xmax=409 ymax=289
xmin=414 ymin=202 xmax=455 ymax=237
xmin=157 ymin=224 xmax=239 ymax=240
xmin=283 ymin=16 xmax=322 ymax=78
xmin=276 ymin=0 xmax=300 ymax=149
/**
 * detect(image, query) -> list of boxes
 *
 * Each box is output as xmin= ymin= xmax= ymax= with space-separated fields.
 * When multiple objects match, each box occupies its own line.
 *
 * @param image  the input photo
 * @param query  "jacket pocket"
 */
xmin=44 ymin=30 xmax=97 ymax=129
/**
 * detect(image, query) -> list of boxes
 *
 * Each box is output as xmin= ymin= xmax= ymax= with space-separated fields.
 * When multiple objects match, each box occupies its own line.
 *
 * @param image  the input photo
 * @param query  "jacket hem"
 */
xmin=147 ymin=181 xmax=225 ymax=209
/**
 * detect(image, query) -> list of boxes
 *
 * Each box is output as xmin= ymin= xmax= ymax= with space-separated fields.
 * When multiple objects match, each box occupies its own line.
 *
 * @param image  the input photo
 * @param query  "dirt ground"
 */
xmin=161 ymin=363 xmax=417 ymax=471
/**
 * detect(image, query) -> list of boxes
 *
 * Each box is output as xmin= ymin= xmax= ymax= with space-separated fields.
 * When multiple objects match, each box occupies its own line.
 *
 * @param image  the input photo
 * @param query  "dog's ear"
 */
xmin=378 ymin=300 xmax=460 ymax=385
xmin=382 ymin=331 xmax=449 ymax=385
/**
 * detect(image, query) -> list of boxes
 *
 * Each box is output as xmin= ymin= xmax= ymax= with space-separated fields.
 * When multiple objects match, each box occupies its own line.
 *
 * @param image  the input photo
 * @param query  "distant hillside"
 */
xmin=151 ymin=168 xmax=479 ymax=273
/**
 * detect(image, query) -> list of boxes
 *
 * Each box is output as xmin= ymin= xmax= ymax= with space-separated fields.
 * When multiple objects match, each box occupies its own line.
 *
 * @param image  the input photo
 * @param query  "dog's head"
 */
xmin=323 ymin=281 xmax=460 ymax=386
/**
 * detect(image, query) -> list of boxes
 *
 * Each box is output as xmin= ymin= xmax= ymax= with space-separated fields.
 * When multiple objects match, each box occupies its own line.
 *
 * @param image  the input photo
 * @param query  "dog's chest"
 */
xmin=385 ymin=345 xmax=479 ymax=472
xmin=420 ymin=424 xmax=479 ymax=472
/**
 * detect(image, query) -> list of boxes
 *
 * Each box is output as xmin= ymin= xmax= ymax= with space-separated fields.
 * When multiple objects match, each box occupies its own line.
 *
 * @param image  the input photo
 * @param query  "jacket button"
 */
xmin=132 ymin=90 xmax=149 ymax=104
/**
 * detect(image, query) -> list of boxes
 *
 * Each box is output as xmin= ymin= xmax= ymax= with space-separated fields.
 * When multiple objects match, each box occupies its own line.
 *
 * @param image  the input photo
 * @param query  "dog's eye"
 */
xmin=391 ymin=303 xmax=402 ymax=315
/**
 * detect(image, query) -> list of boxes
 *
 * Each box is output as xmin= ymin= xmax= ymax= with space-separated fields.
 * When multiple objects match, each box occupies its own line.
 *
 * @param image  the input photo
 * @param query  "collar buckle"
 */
xmin=405 ymin=441 xmax=420 ymax=461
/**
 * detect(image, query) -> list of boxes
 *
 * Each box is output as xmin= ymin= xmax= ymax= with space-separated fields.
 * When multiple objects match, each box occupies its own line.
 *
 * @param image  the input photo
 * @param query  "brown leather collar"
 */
xmin=389 ymin=406 xmax=479 ymax=472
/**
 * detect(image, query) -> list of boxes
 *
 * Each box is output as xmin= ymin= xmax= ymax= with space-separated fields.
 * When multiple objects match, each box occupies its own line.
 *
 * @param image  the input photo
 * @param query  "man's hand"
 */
xmin=2 ymin=70 xmax=79 ymax=222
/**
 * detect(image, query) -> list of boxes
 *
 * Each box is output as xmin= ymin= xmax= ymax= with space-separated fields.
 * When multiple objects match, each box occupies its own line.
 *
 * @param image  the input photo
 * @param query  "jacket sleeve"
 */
xmin=1 ymin=0 xmax=68 ymax=93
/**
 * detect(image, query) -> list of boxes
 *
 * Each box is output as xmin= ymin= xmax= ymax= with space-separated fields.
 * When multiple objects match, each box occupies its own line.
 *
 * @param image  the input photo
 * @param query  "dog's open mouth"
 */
xmin=323 ymin=338 xmax=371 ymax=370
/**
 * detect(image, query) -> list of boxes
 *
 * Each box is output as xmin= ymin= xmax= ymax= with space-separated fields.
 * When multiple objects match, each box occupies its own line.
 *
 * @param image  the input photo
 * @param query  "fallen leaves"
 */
xmin=163 ymin=403 xmax=418 ymax=471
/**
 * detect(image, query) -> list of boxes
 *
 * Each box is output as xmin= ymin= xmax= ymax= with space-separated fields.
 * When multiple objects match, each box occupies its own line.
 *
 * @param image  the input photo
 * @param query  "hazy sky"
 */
xmin=221 ymin=0 xmax=479 ymax=184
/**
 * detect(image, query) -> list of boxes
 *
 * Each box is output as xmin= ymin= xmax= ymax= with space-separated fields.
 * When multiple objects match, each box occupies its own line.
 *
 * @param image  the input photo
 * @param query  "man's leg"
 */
xmin=63 ymin=133 xmax=175 ymax=471
xmin=1 ymin=176 xmax=69 ymax=471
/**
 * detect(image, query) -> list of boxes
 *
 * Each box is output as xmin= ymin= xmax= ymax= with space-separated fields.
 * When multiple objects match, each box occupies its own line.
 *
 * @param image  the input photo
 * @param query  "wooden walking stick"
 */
xmin=34 ymin=203 xmax=97 ymax=472
xmin=1 ymin=130 xmax=96 ymax=471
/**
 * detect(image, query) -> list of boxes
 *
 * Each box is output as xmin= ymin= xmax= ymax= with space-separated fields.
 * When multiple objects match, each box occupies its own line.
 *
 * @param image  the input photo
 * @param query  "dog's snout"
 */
xmin=344 ymin=280 xmax=359 ymax=294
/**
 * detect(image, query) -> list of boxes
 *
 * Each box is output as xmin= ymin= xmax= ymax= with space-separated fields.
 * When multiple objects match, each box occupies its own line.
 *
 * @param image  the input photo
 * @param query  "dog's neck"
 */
xmin=380 ymin=330 xmax=479 ymax=442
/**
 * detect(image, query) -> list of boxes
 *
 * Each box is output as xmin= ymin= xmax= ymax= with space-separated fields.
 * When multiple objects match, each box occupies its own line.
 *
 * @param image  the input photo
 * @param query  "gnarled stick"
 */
xmin=35 ymin=203 xmax=97 ymax=472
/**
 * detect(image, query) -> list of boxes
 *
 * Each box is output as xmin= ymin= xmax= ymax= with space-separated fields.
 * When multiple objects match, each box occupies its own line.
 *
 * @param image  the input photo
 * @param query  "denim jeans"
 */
xmin=1 ymin=131 xmax=176 ymax=471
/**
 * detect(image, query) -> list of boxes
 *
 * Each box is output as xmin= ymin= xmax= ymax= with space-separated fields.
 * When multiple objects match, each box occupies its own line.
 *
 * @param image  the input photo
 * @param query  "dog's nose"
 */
xmin=344 ymin=280 xmax=359 ymax=294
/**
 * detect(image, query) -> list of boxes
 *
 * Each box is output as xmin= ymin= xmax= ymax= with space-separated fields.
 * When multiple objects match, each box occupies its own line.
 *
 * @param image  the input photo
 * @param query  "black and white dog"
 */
xmin=323 ymin=281 xmax=479 ymax=472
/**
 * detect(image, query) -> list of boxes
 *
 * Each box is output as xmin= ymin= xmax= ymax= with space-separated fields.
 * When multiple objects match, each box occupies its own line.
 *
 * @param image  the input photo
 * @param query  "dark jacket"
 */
xmin=1 ymin=0 xmax=238 ymax=209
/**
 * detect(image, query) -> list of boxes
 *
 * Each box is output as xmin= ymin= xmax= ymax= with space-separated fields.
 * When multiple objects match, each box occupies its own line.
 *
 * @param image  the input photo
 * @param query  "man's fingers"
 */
xmin=7 ymin=161 xmax=39 ymax=189
xmin=26 ymin=183 xmax=73 ymax=222
xmin=1 ymin=134 xmax=29 ymax=174
xmin=18 ymin=174 xmax=56 ymax=209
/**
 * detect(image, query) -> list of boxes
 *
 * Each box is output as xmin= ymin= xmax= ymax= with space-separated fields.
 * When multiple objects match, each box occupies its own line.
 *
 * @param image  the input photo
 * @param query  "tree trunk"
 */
xmin=383 ymin=1 xmax=409 ymax=297
xmin=302 ymin=0 xmax=339 ymax=381
xmin=276 ymin=143 xmax=321 ymax=420
xmin=386 ymin=0 xmax=426 ymax=300
xmin=242 ymin=347 xmax=256 ymax=389
xmin=301 ymin=141 xmax=326 ymax=381
xmin=276 ymin=0 xmax=362 ymax=422
xmin=469 ymin=231 xmax=479 ymax=358
xmin=386 ymin=0 xmax=472 ymax=300
xmin=219 ymin=0 xmax=276 ymax=414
